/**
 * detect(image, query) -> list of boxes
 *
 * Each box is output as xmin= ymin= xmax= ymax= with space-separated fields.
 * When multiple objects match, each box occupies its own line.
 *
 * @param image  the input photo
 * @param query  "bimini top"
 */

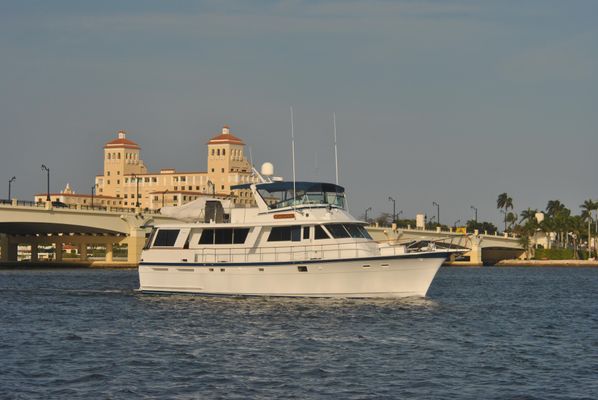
xmin=231 ymin=181 xmax=344 ymax=193
xmin=231 ymin=181 xmax=346 ymax=210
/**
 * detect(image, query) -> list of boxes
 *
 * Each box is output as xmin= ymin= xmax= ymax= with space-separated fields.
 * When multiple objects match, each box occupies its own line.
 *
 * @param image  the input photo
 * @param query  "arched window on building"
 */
xmin=107 ymin=153 xmax=111 ymax=160
xmin=118 ymin=153 xmax=121 ymax=159
xmin=222 ymin=149 xmax=226 ymax=156
xmin=217 ymin=149 xmax=220 ymax=156
xmin=211 ymin=149 xmax=215 ymax=156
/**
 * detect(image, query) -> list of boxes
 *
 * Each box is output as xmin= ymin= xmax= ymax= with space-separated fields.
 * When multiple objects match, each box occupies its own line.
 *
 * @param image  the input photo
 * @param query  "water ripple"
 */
xmin=0 ymin=267 xmax=597 ymax=399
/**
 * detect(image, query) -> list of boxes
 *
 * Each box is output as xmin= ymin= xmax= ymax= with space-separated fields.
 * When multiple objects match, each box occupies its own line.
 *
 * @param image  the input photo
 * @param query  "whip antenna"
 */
xmin=291 ymin=107 xmax=296 ymax=210
xmin=333 ymin=112 xmax=339 ymax=185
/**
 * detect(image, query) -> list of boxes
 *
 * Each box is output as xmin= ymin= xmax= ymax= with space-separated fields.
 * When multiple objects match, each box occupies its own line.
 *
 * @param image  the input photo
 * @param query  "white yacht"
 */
xmin=139 ymin=176 xmax=458 ymax=298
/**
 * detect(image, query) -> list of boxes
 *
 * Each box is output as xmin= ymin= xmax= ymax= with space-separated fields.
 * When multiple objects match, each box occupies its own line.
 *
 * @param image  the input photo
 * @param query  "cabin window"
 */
xmin=199 ymin=228 xmax=250 ymax=245
xmin=268 ymin=226 xmax=301 ymax=242
xmin=144 ymin=228 xmax=158 ymax=249
xmin=344 ymin=224 xmax=368 ymax=239
xmin=324 ymin=224 xmax=351 ymax=239
xmin=303 ymin=226 xmax=310 ymax=240
xmin=153 ymin=229 xmax=180 ymax=247
xmin=314 ymin=225 xmax=330 ymax=240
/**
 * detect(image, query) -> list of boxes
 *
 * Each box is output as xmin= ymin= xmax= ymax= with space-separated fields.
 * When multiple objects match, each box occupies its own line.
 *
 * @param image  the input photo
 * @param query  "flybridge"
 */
xmin=231 ymin=181 xmax=346 ymax=211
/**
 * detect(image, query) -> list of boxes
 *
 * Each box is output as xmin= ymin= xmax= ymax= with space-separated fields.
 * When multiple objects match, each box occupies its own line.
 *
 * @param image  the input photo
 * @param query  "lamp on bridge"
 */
xmin=364 ymin=207 xmax=372 ymax=224
xmin=432 ymin=201 xmax=440 ymax=227
xmin=388 ymin=196 xmax=396 ymax=224
xmin=8 ymin=176 xmax=15 ymax=201
xmin=41 ymin=164 xmax=50 ymax=202
xmin=91 ymin=184 xmax=96 ymax=208
xmin=470 ymin=205 xmax=478 ymax=224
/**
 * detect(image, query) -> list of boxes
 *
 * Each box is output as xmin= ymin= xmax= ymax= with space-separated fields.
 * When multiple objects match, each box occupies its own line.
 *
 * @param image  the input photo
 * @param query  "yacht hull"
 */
xmin=138 ymin=253 xmax=447 ymax=298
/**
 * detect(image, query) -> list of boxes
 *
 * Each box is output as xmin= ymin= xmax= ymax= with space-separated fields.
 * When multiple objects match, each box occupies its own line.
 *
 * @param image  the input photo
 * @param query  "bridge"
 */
xmin=0 ymin=200 xmax=175 ymax=265
xmin=1 ymin=201 xmax=524 ymax=267
xmin=366 ymin=225 xmax=525 ymax=265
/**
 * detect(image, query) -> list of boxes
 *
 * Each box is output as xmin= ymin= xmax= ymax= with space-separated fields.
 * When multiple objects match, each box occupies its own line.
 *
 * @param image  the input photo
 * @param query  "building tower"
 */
xmin=100 ymin=130 xmax=147 ymax=198
xmin=206 ymin=126 xmax=251 ymax=194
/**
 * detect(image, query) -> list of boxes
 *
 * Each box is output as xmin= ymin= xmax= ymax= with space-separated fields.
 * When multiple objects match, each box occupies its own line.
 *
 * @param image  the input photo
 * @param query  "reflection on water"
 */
xmin=1 ymin=267 xmax=597 ymax=399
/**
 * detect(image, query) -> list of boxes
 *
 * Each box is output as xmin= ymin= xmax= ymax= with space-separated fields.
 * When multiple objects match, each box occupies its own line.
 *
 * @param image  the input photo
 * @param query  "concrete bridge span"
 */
xmin=0 ymin=202 xmax=175 ymax=265
xmin=366 ymin=226 xmax=525 ymax=265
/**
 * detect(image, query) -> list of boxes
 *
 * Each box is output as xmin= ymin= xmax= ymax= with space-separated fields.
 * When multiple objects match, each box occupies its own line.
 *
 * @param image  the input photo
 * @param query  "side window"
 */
xmin=357 ymin=225 xmax=373 ymax=240
xmin=303 ymin=226 xmax=310 ymax=240
xmin=199 ymin=229 xmax=214 ymax=244
xmin=233 ymin=228 xmax=250 ymax=244
xmin=198 ymin=228 xmax=250 ymax=245
xmin=153 ymin=229 xmax=180 ymax=247
xmin=214 ymin=229 xmax=233 ymax=244
xmin=314 ymin=225 xmax=330 ymax=240
xmin=144 ymin=228 xmax=158 ymax=249
xmin=325 ymin=224 xmax=351 ymax=239
xmin=268 ymin=226 xmax=301 ymax=242
xmin=344 ymin=224 xmax=366 ymax=238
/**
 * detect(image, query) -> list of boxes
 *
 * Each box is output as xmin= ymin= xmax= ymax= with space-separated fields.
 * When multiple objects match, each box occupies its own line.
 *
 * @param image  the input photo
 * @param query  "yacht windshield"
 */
xmin=255 ymin=182 xmax=346 ymax=210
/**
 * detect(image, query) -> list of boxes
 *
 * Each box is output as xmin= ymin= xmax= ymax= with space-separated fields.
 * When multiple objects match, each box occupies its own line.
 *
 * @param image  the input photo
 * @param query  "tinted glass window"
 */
xmin=357 ymin=225 xmax=373 ymax=240
xmin=325 ymin=224 xmax=351 ymax=239
xmin=268 ymin=226 xmax=301 ymax=242
xmin=214 ymin=229 xmax=233 ymax=244
xmin=199 ymin=229 xmax=214 ymax=244
xmin=303 ymin=226 xmax=310 ymax=240
xmin=233 ymin=228 xmax=250 ymax=244
xmin=199 ymin=228 xmax=250 ymax=245
xmin=344 ymin=224 xmax=367 ymax=238
xmin=153 ymin=229 xmax=179 ymax=247
xmin=314 ymin=225 xmax=330 ymax=240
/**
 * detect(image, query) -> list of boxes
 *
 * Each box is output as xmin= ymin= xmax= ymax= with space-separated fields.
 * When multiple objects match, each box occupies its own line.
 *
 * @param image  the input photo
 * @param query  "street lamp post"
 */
xmin=91 ymin=184 xmax=96 ymax=208
xmin=453 ymin=219 xmax=461 ymax=228
xmin=364 ymin=207 xmax=372 ymax=224
xmin=433 ymin=201 xmax=440 ymax=227
xmin=162 ymin=189 xmax=168 ymax=208
xmin=8 ymin=176 xmax=15 ymax=201
xmin=470 ymin=205 xmax=478 ymax=224
xmin=388 ymin=196 xmax=396 ymax=224
xmin=132 ymin=174 xmax=140 ymax=208
xmin=41 ymin=164 xmax=50 ymax=201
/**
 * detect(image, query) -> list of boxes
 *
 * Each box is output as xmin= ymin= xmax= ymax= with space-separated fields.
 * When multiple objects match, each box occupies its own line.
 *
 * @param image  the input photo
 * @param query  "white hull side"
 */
xmin=138 ymin=256 xmax=444 ymax=298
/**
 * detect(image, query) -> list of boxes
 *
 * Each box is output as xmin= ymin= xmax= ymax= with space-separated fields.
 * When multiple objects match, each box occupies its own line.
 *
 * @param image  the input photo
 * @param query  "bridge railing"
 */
xmin=0 ymin=200 xmax=162 ymax=215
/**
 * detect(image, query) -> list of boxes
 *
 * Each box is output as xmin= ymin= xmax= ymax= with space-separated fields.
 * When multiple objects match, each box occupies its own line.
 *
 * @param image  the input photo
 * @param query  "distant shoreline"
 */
xmin=446 ymin=259 xmax=598 ymax=267
xmin=2 ymin=260 xmax=598 ymax=270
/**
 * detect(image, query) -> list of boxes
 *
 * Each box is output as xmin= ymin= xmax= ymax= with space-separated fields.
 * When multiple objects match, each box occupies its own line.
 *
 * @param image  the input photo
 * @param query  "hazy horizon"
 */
xmin=1 ymin=0 xmax=596 ymax=227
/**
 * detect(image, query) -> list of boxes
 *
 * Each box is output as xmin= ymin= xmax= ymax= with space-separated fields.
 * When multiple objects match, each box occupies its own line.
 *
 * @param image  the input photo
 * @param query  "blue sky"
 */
xmin=1 ymin=0 xmax=597 ymax=226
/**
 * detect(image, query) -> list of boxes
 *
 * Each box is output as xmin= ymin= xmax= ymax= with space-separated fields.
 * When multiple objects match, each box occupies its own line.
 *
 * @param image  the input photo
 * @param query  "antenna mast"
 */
xmin=333 ymin=112 xmax=339 ymax=185
xmin=291 ymin=107 xmax=297 ymax=210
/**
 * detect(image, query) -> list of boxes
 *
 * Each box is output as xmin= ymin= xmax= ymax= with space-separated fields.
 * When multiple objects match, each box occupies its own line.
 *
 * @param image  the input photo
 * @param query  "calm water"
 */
xmin=0 ymin=267 xmax=597 ymax=400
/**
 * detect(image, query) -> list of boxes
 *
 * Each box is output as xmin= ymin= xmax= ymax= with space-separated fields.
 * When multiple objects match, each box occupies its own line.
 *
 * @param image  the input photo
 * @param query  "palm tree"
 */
xmin=580 ymin=199 xmax=595 ymax=222
xmin=580 ymin=199 xmax=596 ymax=258
xmin=546 ymin=200 xmax=565 ymax=217
xmin=497 ymin=193 xmax=514 ymax=232
xmin=520 ymin=208 xmax=538 ymax=224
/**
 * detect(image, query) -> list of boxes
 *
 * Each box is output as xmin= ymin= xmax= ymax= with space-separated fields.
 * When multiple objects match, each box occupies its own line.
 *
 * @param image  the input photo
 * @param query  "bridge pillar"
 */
xmin=127 ymin=229 xmax=146 ymax=264
xmin=79 ymin=243 xmax=88 ymax=261
xmin=468 ymin=236 xmax=483 ymax=266
xmin=54 ymin=242 xmax=63 ymax=262
xmin=0 ymin=234 xmax=15 ymax=262
xmin=31 ymin=243 xmax=39 ymax=262
xmin=105 ymin=243 xmax=113 ymax=263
